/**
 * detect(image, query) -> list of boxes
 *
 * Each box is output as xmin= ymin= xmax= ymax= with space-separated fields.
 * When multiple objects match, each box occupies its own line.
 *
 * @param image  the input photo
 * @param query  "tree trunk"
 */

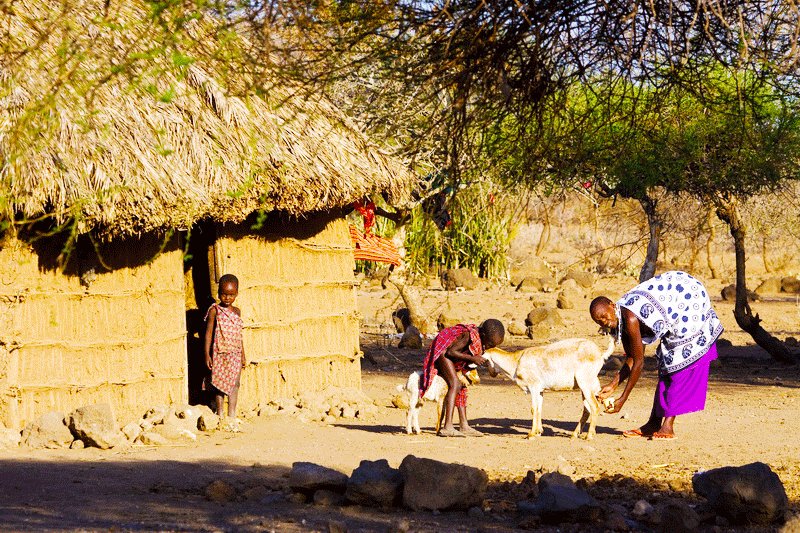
xmin=761 ymin=235 xmax=771 ymax=273
xmin=388 ymin=280 xmax=434 ymax=335
xmin=535 ymin=206 xmax=551 ymax=257
xmin=715 ymin=198 xmax=794 ymax=364
xmin=706 ymin=209 xmax=719 ymax=279
xmin=638 ymin=196 xmax=661 ymax=282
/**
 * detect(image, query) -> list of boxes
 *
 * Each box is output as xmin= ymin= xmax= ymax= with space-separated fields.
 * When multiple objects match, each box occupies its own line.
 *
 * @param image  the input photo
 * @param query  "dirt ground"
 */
xmin=2 ymin=274 xmax=800 ymax=532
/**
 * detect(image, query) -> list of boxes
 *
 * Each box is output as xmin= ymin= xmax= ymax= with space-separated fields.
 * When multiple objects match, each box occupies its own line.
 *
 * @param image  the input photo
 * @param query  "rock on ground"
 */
xmin=556 ymin=287 xmax=583 ymax=310
xmin=205 ymin=480 xmax=237 ymax=502
xmin=313 ymin=489 xmax=347 ymax=506
xmin=22 ymin=411 xmax=73 ymax=449
xmin=137 ymin=431 xmax=170 ymax=446
xmin=721 ymin=284 xmax=758 ymax=302
xmin=782 ymin=277 xmax=800 ymax=293
xmin=756 ymin=277 xmax=783 ymax=295
xmin=122 ymin=422 xmax=142 ymax=442
xmin=561 ymin=270 xmax=595 ymax=289
xmin=346 ymin=459 xmax=403 ymax=508
xmin=289 ymin=462 xmax=349 ymax=495
xmin=693 ymin=462 xmax=788 ymax=525
xmin=525 ymin=307 xmax=565 ymax=328
xmin=515 ymin=277 xmax=544 ymax=292
xmin=507 ymin=321 xmax=527 ymax=336
xmin=441 ymin=268 xmax=478 ymax=291
xmin=68 ymin=404 xmax=125 ymax=449
xmin=437 ymin=308 xmax=465 ymax=331
xmin=399 ymin=455 xmax=487 ymax=511
xmin=655 ymin=501 xmax=700 ymax=533
xmin=0 ymin=428 xmax=21 ymax=449
xmin=510 ymin=257 xmax=552 ymax=285
xmin=518 ymin=483 xmax=602 ymax=524
xmin=398 ymin=326 xmax=422 ymax=349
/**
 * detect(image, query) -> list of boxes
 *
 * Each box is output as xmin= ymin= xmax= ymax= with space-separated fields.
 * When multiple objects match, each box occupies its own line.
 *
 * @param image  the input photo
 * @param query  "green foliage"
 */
xmin=405 ymin=184 xmax=518 ymax=279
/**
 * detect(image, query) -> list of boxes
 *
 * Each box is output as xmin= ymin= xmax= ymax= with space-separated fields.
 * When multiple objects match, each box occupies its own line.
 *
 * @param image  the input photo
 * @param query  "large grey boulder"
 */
xmin=518 ymin=483 xmax=601 ymax=524
xmin=68 ymin=404 xmax=125 ymax=449
xmin=399 ymin=455 xmax=487 ymax=511
xmin=22 ymin=411 xmax=73 ymax=449
xmin=289 ymin=462 xmax=348 ymax=495
xmin=346 ymin=459 xmax=403 ymax=508
xmin=693 ymin=462 xmax=788 ymax=525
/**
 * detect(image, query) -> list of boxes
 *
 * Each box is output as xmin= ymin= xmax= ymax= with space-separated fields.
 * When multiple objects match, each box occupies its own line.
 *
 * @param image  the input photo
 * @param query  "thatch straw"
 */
xmin=0 ymin=1 xmax=414 ymax=236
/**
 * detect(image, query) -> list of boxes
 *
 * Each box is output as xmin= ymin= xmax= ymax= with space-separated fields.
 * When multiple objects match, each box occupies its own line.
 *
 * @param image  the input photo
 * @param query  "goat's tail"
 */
xmin=601 ymin=335 xmax=616 ymax=360
xmin=396 ymin=384 xmax=406 ymax=393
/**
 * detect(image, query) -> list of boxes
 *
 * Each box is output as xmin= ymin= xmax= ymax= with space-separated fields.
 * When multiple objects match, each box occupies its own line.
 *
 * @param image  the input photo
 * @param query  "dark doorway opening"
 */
xmin=184 ymin=221 xmax=217 ymax=407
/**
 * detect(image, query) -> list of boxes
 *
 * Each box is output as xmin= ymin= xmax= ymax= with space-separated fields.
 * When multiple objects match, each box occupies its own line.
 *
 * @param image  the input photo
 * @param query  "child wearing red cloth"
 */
xmin=420 ymin=319 xmax=505 ymax=437
xmin=204 ymin=274 xmax=246 ymax=432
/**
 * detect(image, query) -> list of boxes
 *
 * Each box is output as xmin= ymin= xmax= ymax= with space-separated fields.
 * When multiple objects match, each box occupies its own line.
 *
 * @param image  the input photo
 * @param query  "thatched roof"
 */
xmin=0 ymin=1 xmax=414 ymax=236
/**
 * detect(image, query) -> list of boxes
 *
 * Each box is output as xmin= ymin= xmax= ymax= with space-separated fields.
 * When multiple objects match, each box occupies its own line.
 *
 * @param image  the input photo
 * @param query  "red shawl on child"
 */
xmin=420 ymin=324 xmax=483 ymax=405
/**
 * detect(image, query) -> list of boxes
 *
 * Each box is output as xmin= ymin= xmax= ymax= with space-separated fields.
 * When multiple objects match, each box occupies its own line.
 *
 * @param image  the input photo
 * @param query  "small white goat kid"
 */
xmin=398 ymin=368 xmax=479 ymax=435
xmin=484 ymin=336 xmax=615 ymax=440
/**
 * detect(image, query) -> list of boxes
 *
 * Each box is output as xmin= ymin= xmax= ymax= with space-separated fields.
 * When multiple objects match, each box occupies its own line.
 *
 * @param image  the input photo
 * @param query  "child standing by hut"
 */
xmin=204 ymin=274 xmax=247 ymax=432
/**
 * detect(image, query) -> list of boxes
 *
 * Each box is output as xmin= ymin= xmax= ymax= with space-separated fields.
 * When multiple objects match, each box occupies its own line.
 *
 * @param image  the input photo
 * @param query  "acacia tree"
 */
xmin=549 ymin=68 xmax=800 ymax=362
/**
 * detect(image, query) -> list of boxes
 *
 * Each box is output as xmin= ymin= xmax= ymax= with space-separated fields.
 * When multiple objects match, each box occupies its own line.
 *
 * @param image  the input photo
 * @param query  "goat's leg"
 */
xmin=526 ymin=398 xmax=537 ymax=439
xmin=584 ymin=393 xmax=601 ymax=439
xmin=536 ymin=392 xmax=544 ymax=435
xmin=405 ymin=404 xmax=414 ymax=434
xmin=526 ymin=391 xmax=544 ymax=439
xmin=572 ymin=404 xmax=590 ymax=439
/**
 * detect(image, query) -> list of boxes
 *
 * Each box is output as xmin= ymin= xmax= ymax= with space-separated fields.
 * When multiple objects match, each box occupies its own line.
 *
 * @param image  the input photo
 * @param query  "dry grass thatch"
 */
xmin=0 ymin=1 xmax=414 ymax=237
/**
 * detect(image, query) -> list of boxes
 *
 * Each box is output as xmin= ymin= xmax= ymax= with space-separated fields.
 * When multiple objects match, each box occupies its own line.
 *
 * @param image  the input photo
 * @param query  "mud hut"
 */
xmin=0 ymin=2 xmax=413 ymax=428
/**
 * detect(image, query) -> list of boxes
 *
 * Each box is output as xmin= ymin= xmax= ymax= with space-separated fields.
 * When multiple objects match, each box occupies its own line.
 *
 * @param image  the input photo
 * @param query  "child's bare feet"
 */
xmin=438 ymin=428 xmax=466 ymax=437
xmin=460 ymin=426 xmax=484 ymax=437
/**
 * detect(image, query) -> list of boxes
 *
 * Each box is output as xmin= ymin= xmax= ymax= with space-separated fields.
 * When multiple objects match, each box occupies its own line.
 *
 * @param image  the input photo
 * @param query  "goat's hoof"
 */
xmin=525 ymin=433 xmax=539 ymax=440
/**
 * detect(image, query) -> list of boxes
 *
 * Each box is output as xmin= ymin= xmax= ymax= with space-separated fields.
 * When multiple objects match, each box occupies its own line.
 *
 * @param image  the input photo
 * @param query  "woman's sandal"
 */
xmin=437 ymin=428 xmax=466 ymax=438
xmin=622 ymin=428 xmax=652 ymax=438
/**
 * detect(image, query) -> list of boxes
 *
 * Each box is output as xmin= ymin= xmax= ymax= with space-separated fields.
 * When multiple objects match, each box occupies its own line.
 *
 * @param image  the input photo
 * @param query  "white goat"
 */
xmin=484 ymin=336 xmax=615 ymax=440
xmin=398 ymin=368 xmax=479 ymax=435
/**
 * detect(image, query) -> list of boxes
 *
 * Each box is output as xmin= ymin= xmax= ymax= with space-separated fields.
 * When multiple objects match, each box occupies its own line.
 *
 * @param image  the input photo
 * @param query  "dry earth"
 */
xmin=2 ymin=274 xmax=800 ymax=532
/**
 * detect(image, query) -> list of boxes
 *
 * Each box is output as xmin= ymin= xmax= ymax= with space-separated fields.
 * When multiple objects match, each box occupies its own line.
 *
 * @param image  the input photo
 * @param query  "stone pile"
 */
xmin=14 ymin=402 xmax=222 ymax=450
xmin=257 ymin=386 xmax=379 ymax=424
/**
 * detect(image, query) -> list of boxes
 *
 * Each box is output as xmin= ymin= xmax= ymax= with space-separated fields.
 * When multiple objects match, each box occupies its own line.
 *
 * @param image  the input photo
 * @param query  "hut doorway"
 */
xmin=184 ymin=221 xmax=217 ymax=406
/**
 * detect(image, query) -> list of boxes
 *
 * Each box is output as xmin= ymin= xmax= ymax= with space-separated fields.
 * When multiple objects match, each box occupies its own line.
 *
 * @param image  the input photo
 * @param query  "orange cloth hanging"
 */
xmin=349 ymin=225 xmax=402 ymax=265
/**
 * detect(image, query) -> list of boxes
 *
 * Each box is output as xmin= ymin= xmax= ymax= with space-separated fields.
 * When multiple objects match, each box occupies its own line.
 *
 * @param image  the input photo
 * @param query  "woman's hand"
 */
xmin=604 ymin=396 xmax=625 ymax=414
xmin=597 ymin=381 xmax=617 ymax=399
xmin=205 ymin=355 xmax=213 ymax=371
xmin=474 ymin=355 xmax=488 ymax=366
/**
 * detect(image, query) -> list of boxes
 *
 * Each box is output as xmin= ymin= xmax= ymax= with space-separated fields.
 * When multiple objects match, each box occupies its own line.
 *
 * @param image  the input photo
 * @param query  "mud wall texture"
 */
xmin=214 ymin=214 xmax=360 ymax=411
xmin=0 ymin=234 xmax=187 ymax=428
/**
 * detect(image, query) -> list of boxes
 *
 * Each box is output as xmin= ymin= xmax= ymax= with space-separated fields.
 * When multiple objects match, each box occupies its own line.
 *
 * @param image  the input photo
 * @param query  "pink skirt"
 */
xmin=655 ymin=343 xmax=717 ymax=417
